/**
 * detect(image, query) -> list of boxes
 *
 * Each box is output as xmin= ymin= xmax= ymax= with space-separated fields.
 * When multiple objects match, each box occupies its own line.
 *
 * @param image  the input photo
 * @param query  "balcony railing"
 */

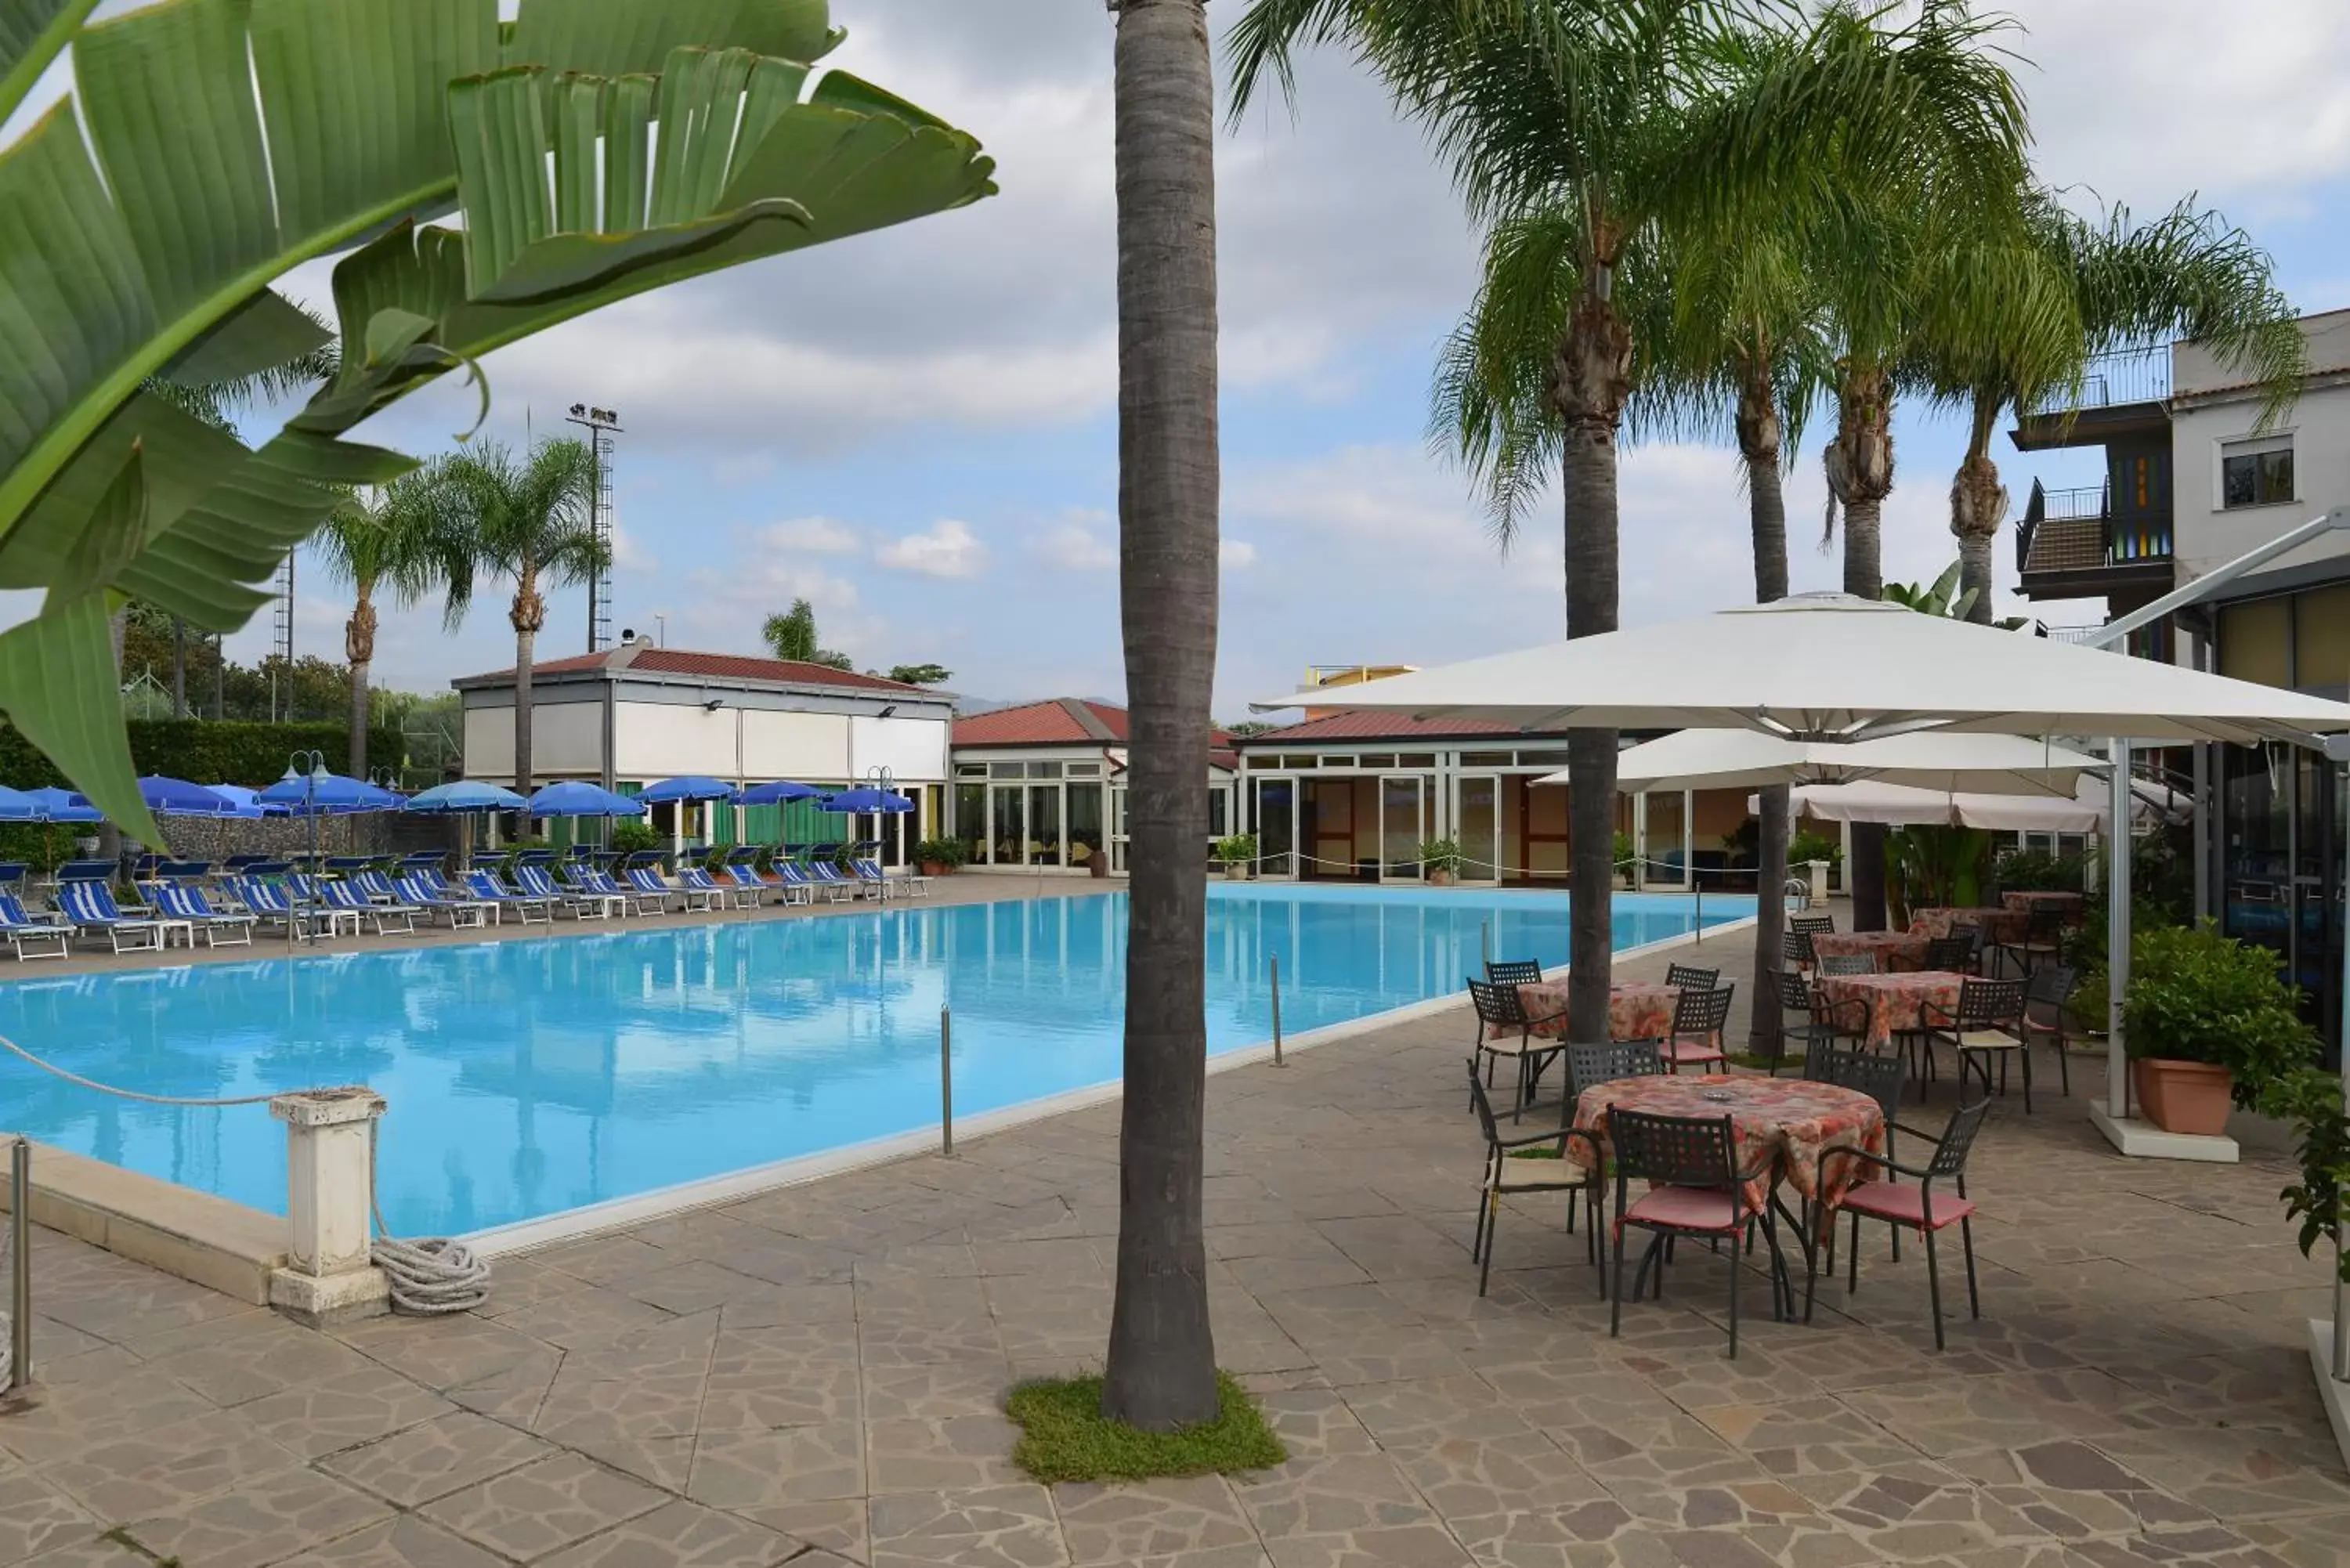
xmin=2015 ymin=477 xmax=2172 ymax=579
xmin=2026 ymin=346 xmax=2171 ymax=416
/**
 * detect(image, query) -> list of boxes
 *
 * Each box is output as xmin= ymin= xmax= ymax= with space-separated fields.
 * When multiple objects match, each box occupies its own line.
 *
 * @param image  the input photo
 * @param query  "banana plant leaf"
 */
xmin=0 ymin=0 xmax=992 ymax=834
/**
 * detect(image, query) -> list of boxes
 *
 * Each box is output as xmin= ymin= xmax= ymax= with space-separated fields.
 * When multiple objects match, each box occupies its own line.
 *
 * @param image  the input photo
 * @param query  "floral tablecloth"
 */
xmin=1813 ymin=970 xmax=1969 ymax=1050
xmin=1810 ymin=930 xmax=1931 ymax=974
xmin=1502 ymin=981 xmax=1679 ymax=1042
xmin=1568 ymin=1074 xmax=1885 ymax=1216
xmin=2002 ymin=891 xmax=2085 ymax=922
xmin=1910 ymin=906 xmax=2028 ymax=945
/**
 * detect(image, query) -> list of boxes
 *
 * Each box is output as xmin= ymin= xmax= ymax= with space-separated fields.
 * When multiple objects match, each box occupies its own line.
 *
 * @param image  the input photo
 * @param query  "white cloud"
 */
xmin=1220 ymin=540 xmax=1259 ymax=570
xmin=1032 ymin=518 xmax=1116 ymax=571
xmin=609 ymin=518 xmax=656 ymax=573
xmin=877 ymin=518 xmax=989 ymax=580
xmin=760 ymin=516 xmax=863 ymax=555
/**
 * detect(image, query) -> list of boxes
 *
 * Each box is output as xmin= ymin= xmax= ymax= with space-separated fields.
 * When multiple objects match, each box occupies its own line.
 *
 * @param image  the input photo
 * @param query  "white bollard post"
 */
xmin=1807 ymin=859 xmax=1831 ymax=907
xmin=268 ymin=1088 xmax=390 ymax=1326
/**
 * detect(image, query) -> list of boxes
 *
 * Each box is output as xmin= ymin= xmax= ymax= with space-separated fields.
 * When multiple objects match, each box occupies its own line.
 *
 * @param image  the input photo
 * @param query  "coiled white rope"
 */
xmin=0 ymin=1031 xmax=490 ymax=1315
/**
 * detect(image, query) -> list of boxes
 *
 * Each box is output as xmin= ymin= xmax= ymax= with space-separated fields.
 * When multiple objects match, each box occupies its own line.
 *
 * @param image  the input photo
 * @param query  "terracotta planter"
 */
xmin=2132 ymin=1058 xmax=2234 ymax=1137
xmin=1087 ymin=853 xmax=1109 ymax=879
xmin=1428 ymin=869 xmax=1456 ymax=887
xmin=919 ymin=861 xmax=951 ymax=879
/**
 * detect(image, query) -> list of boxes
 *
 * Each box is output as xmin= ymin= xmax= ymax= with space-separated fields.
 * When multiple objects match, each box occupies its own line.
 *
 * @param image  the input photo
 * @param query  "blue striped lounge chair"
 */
xmin=464 ymin=870 xmax=554 ymax=923
xmin=0 ymin=893 xmax=70 ymax=960
xmin=804 ymin=856 xmax=859 ymax=901
xmin=578 ymin=868 xmax=648 ymax=916
xmin=278 ymin=876 xmax=363 ymax=940
xmin=680 ymin=865 xmax=754 ymax=910
xmin=149 ymin=883 xmax=257 ymax=948
xmin=56 ymin=880 xmax=164 ymax=953
xmin=623 ymin=865 xmax=682 ymax=913
xmin=319 ymin=878 xmax=416 ymax=935
xmin=765 ymin=861 xmax=819 ymax=906
xmin=397 ymin=873 xmax=493 ymax=927
xmin=522 ymin=862 xmax=620 ymax=919
xmin=718 ymin=862 xmax=769 ymax=907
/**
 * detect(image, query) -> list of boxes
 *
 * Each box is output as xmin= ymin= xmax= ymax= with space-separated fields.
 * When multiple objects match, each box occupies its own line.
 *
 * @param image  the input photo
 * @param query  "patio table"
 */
xmin=1505 ymin=981 xmax=1678 ymax=1043
xmin=1567 ymin=1073 xmax=1886 ymax=1225
xmin=1813 ymin=969 xmax=1969 ymax=1050
xmin=1910 ymin=905 xmax=2027 ymax=945
xmin=1810 ymin=930 xmax=1930 ymax=973
xmin=2001 ymin=890 xmax=2084 ymax=922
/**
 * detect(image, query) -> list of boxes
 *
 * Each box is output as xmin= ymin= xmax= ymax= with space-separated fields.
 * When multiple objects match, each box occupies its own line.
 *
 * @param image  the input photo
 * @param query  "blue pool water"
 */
xmin=0 ymin=884 xmax=1748 ymax=1235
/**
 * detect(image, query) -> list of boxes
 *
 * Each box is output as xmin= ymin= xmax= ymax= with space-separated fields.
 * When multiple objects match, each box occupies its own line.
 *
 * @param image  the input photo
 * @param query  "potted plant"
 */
xmin=1213 ymin=834 xmax=1258 ymax=880
xmin=1419 ymin=837 xmax=1462 ymax=887
xmin=914 ymin=837 xmax=968 ymax=878
xmin=2122 ymin=921 xmax=2316 ymax=1136
xmin=610 ymin=822 xmax=662 ymax=855
xmin=1610 ymin=830 xmax=1635 ymax=891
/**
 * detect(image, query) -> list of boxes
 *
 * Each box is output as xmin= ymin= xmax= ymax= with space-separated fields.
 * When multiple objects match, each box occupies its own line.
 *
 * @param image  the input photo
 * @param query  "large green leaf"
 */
xmin=0 ymin=0 xmax=990 ymax=827
xmin=0 ymin=594 xmax=149 ymax=835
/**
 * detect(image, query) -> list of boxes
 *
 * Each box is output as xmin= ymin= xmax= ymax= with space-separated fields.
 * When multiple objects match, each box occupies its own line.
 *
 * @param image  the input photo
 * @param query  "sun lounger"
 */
xmin=622 ymin=865 xmax=684 ymax=912
xmin=318 ymin=879 xmax=417 ymax=935
xmin=522 ymin=862 xmax=623 ymax=919
xmin=56 ymin=880 xmax=164 ymax=953
xmin=396 ymin=873 xmax=493 ymax=927
xmin=269 ymin=876 xmax=362 ymax=940
xmin=577 ymin=868 xmax=648 ymax=916
xmin=680 ymin=865 xmax=755 ymax=910
xmin=147 ymin=882 xmax=258 ymax=947
xmin=0 ymin=893 xmax=70 ymax=959
xmin=464 ymin=870 xmax=554 ymax=923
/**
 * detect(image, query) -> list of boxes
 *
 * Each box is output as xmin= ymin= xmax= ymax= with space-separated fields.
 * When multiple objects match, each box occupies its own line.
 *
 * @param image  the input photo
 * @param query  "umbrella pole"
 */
xmin=2106 ymin=740 xmax=2131 ymax=1123
xmin=2335 ymin=750 xmax=2350 ymax=1383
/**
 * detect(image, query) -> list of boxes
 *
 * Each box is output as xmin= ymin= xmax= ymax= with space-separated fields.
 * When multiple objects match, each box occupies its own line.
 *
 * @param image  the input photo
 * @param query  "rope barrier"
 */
xmin=0 ymin=1031 xmax=490 ymax=1316
xmin=1232 ymin=849 xmax=1757 ymax=883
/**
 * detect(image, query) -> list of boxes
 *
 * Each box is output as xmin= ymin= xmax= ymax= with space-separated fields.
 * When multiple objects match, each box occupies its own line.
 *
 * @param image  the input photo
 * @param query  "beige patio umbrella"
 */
xmin=1565 ymin=728 xmax=2108 ymax=797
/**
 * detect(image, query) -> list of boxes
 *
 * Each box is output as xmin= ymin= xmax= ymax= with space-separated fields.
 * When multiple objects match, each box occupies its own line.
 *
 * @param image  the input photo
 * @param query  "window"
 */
xmin=1515 ymin=749 xmax=1571 ymax=766
xmin=1066 ymin=761 xmax=1103 ymax=777
xmin=955 ymin=764 xmax=986 ymax=779
xmin=1461 ymin=750 xmax=1513 ymax=767
xmin=1027 ymin=761 xmax=1064 ymax=778
xmin=989 ymin=761 xmax=1025 ymax=779
xmin=1357 ymin=753 xmax=1396 ymax=769
xmin=1318 ymin=755 xmax=1357 ymax=768
xmin=1397 ymin=753 xmax=1437 ymax=768
xmin=1279 ymin=755 xmax=1318 ymax=770
xmin=2222 ymin=435 xmax=2294 ymax=509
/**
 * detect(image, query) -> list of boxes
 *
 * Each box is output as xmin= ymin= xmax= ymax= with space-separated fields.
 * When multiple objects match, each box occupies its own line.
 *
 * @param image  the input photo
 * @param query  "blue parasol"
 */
xmin=638 ymin=775 xmax=736 ymax=804
xmin=526 ymin=781 xmax=645 ymax=818
xmin=821 ymin=788 xmax=914 ymax=814
xmin=404 ymin=781 xmax=529 ymax=815
xmin=733 ymin=780 xmax=823 ymax=807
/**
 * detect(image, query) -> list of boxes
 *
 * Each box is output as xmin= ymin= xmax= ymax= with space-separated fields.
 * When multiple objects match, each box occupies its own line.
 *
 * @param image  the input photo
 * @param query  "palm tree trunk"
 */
xmin=1101 ymin=0 xmax=1219 ymax=1433
xmin=1555 ymin=280 xmax=1630 ymax=1046
xmin=513 ymin=620 xmax=536 ymax=795
xmin=348 ymin=590 xmax=378 ymax=779
xmin=1738 ymin=370 xmax=1788 ymax=1056
xmin=1826 ymin=366 xmax=1895 ymax=930
xmin=1950 ymin=392 xmax=2007 ymax=625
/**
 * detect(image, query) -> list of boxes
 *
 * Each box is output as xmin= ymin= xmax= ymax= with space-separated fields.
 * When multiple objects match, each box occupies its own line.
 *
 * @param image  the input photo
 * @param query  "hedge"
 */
xmin=0 ymin=720 xmax=405 ymax=791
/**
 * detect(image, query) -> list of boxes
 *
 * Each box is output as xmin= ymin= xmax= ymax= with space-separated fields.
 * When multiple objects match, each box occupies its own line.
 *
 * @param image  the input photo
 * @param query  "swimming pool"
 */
xmin=0 ymin=884 xmax=1749 ymax=1236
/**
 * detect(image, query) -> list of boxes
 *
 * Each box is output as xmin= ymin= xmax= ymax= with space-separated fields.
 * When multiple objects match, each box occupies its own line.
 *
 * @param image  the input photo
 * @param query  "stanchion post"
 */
xmin=1271 ymin=954 xmax=1285 ymax=1068
xmin=1480 ymin=919 xmax=1490 ymax=973
xmin=1694 ymin=876 xmax=1704 ymax=943
xmin=9 ymin=1137 xmax=28 ymax=1392
xmin=940 ymin=1006 xmax=955 ymax=1157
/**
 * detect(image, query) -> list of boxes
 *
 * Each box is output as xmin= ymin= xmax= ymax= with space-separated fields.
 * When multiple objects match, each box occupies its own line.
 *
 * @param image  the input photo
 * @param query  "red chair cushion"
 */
xmin=1622 ymin=1185 xmax=1750 ymax=1235
xmin=1838 ymin=1180 xmax=1976 ymax=1232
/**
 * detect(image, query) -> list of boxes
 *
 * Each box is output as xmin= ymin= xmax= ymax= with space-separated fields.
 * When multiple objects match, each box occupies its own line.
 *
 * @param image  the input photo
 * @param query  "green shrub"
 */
xmin=2121 ymin=920 xmax=2316 ymax=1099
xmin=1611 ymin=830 xmax=1635 ymax=870
xmin=1213 ymin=833 xmax=1257 ymax=865
xmin=0 ymin=720 xmax=401 ymax=789
xmin=914 ymin=836 xmax=969 ymax=869
xmin=1994 ymin=847 xmax=2085 ymax=893
xmin=1417 ymin=837 xmax=1462 ymax=875
xmin=609 ymin=822 xmax=663 ymax=853
xmin=1788 ymin=829 xmax=1842 ymax=869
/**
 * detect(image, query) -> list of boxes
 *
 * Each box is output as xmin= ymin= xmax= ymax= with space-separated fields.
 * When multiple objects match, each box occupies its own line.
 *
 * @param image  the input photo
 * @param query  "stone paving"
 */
xmin=1 ymin=917 xmax=2346 ymax=1566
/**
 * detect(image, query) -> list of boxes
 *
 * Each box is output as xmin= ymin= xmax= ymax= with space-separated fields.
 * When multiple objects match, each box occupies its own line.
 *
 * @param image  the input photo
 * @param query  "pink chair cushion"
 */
xmin=1664 ymin=1036 xmax=1726 ymax=1065
xmin=1622 ymin=1185 xmax=1750 ymax=1235
xmin=1838 ymin=1180 xmax=1976 ymax=1232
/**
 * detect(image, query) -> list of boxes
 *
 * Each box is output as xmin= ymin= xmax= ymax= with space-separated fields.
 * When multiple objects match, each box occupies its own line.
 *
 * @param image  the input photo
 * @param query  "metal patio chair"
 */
xmin=1466 ymin=1062 xmax=1604 ymax=1298
xmin=1808 ymin=1098 xmax=1992 ymax=1350
xmin=1606 ymin=1107 xmax=1784 ymax=1358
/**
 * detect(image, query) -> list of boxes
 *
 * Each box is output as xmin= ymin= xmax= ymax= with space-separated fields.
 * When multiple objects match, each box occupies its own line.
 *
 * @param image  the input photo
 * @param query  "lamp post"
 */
xmin=864 ymin=765 xmax=897 ymax=905
xmin=280 ymin=750 xmax=332 ymax=942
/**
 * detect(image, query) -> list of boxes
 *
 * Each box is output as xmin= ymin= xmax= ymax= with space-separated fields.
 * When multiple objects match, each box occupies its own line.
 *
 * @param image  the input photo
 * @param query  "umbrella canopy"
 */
xmin=1251 ymin=592 xmax=2350 ymax=745
xmin=733 ymin=780 xmax=823 ymax=807
xmin=136 ymin=775 xmax=234 ymax=817
xmin=205 ymin=784 xmax=290 ymax=819
xmin=20 ymin=787 xmax=100 ymax=824
xmin=404 ymin=781 xmax=529 ymax=815
xmin=258 ymin=771 xmax=402 ymax=815
xmin=1577 ymin=729 xmax=2106 ymax=797
xmin=527 ymin=781 xmax=645 ymax=818
xmin=1774 ymin=774 xmax=2186 ymax=832
xmin=638 ymin=775 xmax=737 ymax=804
xmin=822 ymin=788 xmax=914 ymax=814
xmin=0 ymin=787 xmax=38 ymax=822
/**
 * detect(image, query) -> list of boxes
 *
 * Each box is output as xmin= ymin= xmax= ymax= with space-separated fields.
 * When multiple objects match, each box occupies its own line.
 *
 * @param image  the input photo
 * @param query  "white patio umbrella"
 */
xmin=1250 ymin=593 xmax=2350 ymax=745
xmin=1769 ymin=773 xmax=2187 ymax=833
xmin=1574 ymin=728 xmax=2107 ymax=797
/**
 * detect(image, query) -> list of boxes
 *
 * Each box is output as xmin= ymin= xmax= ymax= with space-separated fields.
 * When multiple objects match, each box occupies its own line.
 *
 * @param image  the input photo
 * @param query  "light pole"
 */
xmin=281 ymin=750 xmax=331 ymax=942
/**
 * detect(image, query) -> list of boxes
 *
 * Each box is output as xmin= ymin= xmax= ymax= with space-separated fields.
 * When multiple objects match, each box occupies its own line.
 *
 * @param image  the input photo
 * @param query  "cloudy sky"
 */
xmin=63 ymin=1 xmax=2350 ymax=716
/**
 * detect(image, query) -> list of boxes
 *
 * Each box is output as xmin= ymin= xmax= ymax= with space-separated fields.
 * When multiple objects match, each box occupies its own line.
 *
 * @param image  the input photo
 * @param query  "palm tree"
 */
xmin=1287 ymin=0 xmax=2027 ymax=1036
xmin=761 ymin=599 xmax=855 ymax=670
xmin=1922 ymin=193 xmax=2305 ymax=622
xmin=315 ymin=467 xmax=478 ymax=777
xmin=443 ymin=439 xmax=604 ymax=795
xmin=1102 ymin=0 xmax=1223 ymax=1432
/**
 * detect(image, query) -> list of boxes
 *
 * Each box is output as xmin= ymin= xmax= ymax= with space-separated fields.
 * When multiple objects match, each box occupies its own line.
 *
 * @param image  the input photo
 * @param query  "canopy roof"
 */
xmin=1252 ymin=594 xmax=2350 ymax=746
xmin=1575 ymin=729 xmax=2106 ymax=797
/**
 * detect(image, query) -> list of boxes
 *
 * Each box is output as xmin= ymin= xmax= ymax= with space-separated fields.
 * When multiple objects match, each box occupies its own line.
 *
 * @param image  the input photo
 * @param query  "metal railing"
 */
xmin=2026 ymin=345 xmax=2171 ymax=414
xmin=2017 ymin=478 xmax=2172 ymax=576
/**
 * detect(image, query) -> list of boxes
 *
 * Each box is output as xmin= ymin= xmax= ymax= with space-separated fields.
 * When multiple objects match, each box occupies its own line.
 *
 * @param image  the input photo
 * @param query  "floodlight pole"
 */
xmin=2066 ymin=508 xmax=2350 ymax=1382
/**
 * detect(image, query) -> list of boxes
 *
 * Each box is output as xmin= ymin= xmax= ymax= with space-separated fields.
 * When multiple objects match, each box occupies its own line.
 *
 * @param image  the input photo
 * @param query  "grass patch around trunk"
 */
xmin=1003 ymin=1371 xmax=1286 ymax=1484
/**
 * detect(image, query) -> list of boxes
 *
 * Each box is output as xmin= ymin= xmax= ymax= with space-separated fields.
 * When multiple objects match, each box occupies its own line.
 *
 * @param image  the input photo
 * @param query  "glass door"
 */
xmin=1255 ymin=778 xmax=1296 ymax=878
xmin=1639 ymin=789 xmax=1690 ymax=891
xmin=1110 ymin=785 xmax=1130 ymax=873
xmin=989 ymin=786 xmax=1025 ymax=868
xmin=1457 ymin=775 xmax=1499 ymax=886
xmin=1380 ymin=775 xmax=1426 ymax=881
xmin=1027 ymin=784 xmax=1062 ymax=866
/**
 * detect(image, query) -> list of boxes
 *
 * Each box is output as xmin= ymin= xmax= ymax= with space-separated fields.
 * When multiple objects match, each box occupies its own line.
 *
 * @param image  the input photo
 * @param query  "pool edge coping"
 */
xmin=464 ymin=911 xmax=1761 ymax=1258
